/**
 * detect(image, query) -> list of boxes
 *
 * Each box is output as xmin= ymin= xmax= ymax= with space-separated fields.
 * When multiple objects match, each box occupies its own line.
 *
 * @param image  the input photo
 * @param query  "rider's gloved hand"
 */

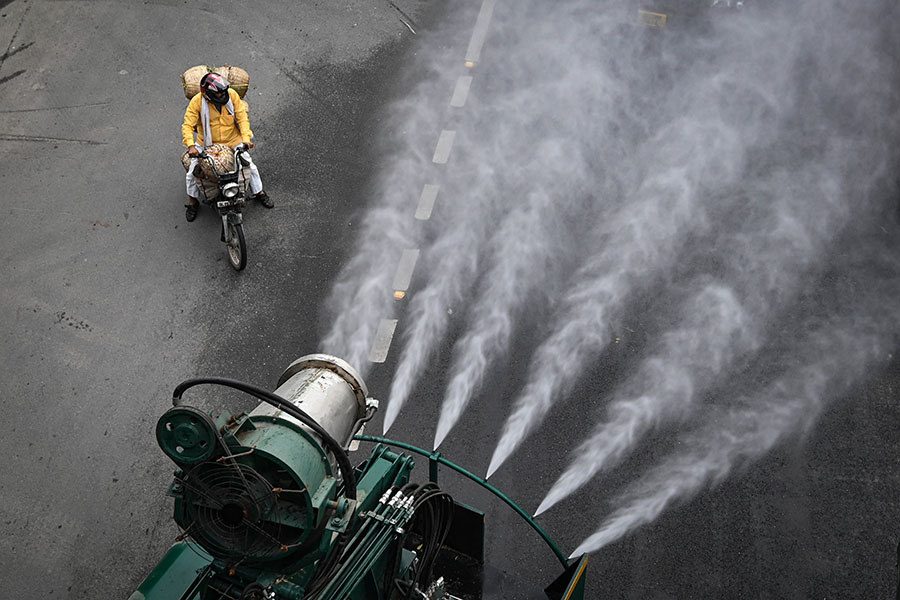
xmin=246 ymin=141 xmax=255 ymax=150
xmin=187 ymin=146 xmax=200 ymax=157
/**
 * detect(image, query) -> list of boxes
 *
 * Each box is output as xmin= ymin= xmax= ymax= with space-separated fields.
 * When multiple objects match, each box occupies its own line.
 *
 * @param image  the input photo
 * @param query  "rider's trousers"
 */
xmin=185 ymin=152 xmax=264 ymax=199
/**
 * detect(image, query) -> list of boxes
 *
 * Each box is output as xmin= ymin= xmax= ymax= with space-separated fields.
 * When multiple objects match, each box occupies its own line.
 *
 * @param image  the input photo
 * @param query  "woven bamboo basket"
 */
xmin=181 ymin=144 xmax=236 ymax=198
xmin=214 ymin=65 xmax=250 ymax=98
xmin=181 ymin=65 xmax=212 ymax=100
xmin=181 ymin=143 xmax=236 ymax=175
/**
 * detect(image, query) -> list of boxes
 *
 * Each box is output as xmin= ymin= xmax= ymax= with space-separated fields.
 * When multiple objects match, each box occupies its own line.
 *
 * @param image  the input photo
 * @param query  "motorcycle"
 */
xmin=182 ymin=143 xmax=252 ymax=270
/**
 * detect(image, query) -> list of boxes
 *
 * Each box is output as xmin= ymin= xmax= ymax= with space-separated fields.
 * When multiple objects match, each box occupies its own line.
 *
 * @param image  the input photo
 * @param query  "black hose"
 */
xmin=171 ymin=376 xmax=357 ymax=500
xmin=385 ymin=482 xmax=454 ymax=599
xmin=408 ymin=486 xmax=453 ymax=598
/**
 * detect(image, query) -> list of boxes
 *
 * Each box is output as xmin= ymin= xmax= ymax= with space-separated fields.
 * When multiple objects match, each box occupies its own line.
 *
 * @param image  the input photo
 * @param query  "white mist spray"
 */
xmin=568 ymin=271 xmax=900 ymax=556
xmin=535 ymin=160 xmax=849 ymax=515
xmin=486 ymin=113 xmax=748 ymax=478
xmin=320 ymin=4 xmax=483 ymax=376
xmin=485 ymin=0 xmax=898 ymax=479
xmin=383 ymin=1 xmax=646 ymax=431
xmin=320 ymin=0 xmax=900 ymax=561
xmin=322 ymin=103 xmax=446 ymax=375
xmin=382 ymin=168 xmax=502 ymax=433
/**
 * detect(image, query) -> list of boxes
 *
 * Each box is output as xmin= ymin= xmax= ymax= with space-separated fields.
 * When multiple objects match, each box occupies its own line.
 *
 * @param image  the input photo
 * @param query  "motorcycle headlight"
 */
xmin=223 ymin=183 xmax=239 ymax=199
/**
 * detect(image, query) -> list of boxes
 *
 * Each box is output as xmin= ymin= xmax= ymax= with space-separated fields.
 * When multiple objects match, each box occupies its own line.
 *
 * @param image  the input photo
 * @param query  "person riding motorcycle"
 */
xmin=182 ymin=71 xmax=274 ymax=222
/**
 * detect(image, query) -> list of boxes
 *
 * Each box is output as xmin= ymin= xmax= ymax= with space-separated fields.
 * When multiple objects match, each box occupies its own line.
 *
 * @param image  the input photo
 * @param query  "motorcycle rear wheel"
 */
xmin=226 ymin=221 xmax=247 ymax=271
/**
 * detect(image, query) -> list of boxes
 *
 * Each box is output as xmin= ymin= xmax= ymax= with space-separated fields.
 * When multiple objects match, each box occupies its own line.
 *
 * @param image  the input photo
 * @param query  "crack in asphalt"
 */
xmin=0 ymin=101 xmax=109 ymax=113
xmin=0 ymin=68 xmax=24 ymax=85
xmin=0 ymin=40 xmax=33 ymax=64
xmin=0 ymin=3 xmax=31 ymax=73
xmin=0 ymin=133 xmax=106 ymax=145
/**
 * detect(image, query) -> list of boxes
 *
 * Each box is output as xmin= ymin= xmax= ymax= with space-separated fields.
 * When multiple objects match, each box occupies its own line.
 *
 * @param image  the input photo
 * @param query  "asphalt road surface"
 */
xmin=2 ymin=1 xmax=900 ymax=599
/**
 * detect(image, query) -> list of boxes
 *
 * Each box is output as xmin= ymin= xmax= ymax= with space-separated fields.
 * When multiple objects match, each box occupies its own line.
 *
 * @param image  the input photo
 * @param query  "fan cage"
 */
xmin=179 ymin=460 xmax=309 ymax=564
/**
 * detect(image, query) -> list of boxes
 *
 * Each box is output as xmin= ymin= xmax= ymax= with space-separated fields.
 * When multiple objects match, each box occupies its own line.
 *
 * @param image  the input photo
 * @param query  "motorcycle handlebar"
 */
xmin=193 ymin=143 xmax=247 ymax=158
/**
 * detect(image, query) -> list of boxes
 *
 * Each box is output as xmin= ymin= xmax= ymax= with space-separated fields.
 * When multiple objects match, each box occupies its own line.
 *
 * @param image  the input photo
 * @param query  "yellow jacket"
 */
xmin=182 ymin=88 xmax=252 ymax=148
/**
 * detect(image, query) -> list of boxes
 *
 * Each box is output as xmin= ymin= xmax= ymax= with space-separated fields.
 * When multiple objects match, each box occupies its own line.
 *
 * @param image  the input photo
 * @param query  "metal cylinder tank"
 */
xmin=250 ymin=354 xmax=368 ymax=449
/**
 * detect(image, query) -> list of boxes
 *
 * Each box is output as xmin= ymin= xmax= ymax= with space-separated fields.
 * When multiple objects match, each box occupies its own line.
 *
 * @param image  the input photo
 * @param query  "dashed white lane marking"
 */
xmin=450 ymin=75 xmax=473 ymax=107
xmin=465 ymin=0 xmax=497 ymax=66
xmin=393 ymin=249 xmax=420 ymax=291
xmin=416 ymin=184 xmax=440 ymax=220
xmin=370 ymin=0 xmax=497 ymax=367
xmin=369 ymin=319 xmax=398 ymax=363
xmin=432 ymin=130 xmax=456 ymax=164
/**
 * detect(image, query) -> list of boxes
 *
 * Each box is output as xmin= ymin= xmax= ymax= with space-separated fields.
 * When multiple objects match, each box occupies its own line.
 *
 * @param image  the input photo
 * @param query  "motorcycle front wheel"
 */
xmin=225 ymin=221 xmax=247 ymax=271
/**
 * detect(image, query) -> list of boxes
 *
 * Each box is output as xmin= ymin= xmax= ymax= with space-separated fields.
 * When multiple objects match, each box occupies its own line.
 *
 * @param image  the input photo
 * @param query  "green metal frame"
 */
xmin=353 ymin=435 xmax=569 ymax=569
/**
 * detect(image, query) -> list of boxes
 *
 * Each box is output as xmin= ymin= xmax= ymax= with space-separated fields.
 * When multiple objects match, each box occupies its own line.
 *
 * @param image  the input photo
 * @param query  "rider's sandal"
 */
xmin=185 ymin=203 xmax=199 ymax=222
xmin=255 ymin=191 xmax=275 ymax=209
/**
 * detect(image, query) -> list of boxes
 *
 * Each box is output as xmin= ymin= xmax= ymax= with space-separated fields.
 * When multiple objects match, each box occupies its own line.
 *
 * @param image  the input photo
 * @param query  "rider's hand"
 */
xmin=246 ymin=141 xmax=255 ymax=150
xmin=187 ymin=146 xmax=200 ymax=157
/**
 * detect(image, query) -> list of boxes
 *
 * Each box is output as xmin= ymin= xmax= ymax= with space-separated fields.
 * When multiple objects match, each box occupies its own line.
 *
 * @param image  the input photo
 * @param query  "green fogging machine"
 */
xmin=132 ymin=354 xmax=588 ymax=600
